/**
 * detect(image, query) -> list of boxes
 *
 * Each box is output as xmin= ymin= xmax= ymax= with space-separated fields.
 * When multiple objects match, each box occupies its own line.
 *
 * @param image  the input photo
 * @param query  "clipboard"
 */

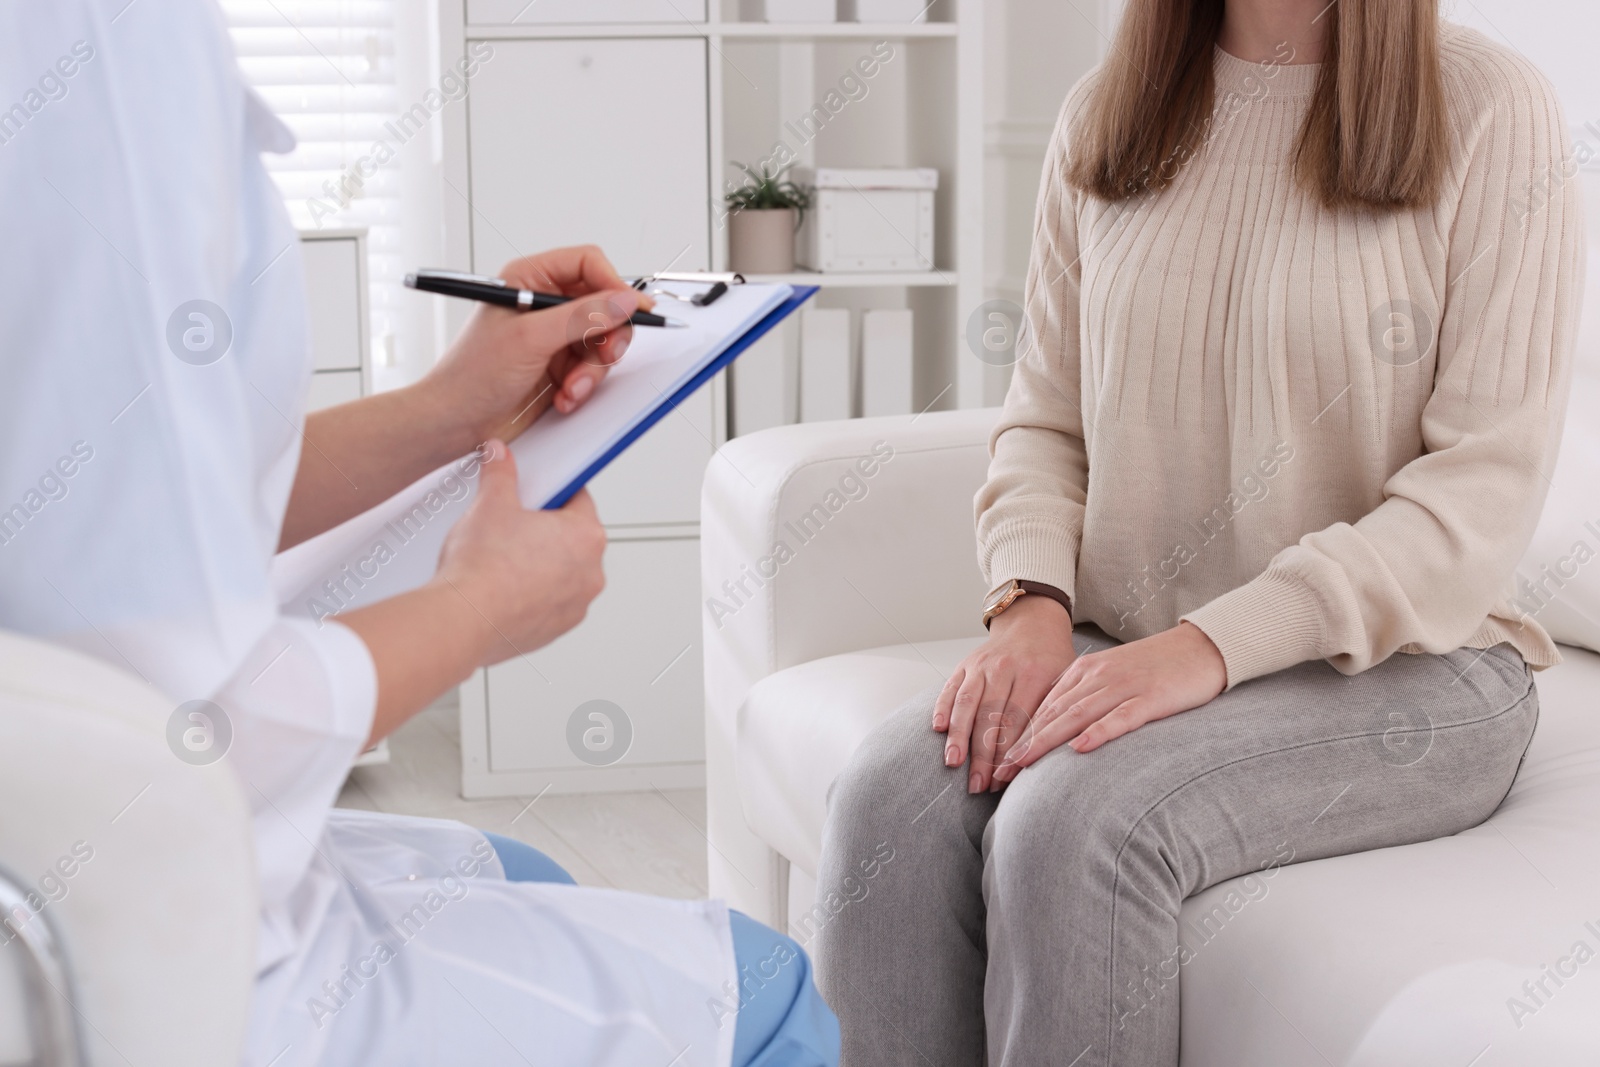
xmin=547 ymin=283 xmax=816 ymax=508
xmin=271 ymin=281 xmax=817 ymax=617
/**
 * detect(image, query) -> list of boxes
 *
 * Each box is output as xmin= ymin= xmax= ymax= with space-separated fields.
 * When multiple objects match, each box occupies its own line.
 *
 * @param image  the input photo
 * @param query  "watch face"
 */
xmin=983 ymin=581 xmax=1018 ymax=614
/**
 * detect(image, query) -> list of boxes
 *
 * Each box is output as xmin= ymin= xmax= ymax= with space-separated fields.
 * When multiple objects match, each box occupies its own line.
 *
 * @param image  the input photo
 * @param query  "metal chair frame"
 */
xmin=0 ymin=865 xmax=83 ymax=1067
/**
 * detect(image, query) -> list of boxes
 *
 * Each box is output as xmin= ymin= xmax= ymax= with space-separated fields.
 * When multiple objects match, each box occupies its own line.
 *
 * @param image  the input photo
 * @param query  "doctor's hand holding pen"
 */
xmin=427 ymin=244 xmax=655 ymax=437
xmin=279 ymin=245 xmax=648 ymax=551
xmin=278 ymin=245 xmax=645 ymax=747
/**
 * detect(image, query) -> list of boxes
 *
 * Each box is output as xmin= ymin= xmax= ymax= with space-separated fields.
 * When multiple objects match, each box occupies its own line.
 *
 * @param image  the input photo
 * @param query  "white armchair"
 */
xmin=702 ymin=408 xmax=1600 ymax=1065
xmin=702 ymin=409 xmax=994 ymax=924
xmin=0 ymin=632 xmax=257 ymax=1067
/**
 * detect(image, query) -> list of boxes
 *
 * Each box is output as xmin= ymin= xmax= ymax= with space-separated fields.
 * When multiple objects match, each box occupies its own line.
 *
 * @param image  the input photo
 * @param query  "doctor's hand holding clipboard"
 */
xmin=278 ymin=246 xmax=646 ymax=746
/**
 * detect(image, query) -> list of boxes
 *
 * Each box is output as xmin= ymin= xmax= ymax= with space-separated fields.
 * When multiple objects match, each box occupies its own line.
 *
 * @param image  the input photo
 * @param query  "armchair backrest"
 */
xmin=0 ymin=631 xmax=257 ymax=1067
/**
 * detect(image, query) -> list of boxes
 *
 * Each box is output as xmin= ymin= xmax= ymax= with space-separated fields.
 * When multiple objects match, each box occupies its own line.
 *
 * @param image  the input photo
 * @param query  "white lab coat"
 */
xmin=0 ymin=4 xmax=737 ymax=1065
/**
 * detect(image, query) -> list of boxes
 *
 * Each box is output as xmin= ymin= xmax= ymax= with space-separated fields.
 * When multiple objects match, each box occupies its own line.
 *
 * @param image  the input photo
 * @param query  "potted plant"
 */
xmin=725 ymin=161 xmax=812 ymax=274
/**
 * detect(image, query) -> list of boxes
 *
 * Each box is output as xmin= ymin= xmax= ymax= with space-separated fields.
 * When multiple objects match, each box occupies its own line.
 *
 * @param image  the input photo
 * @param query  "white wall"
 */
xmin=1443 ymin=0 xmax=1600 ymax=126
xmin=982 ymin=0 xmax=1118 ymax=311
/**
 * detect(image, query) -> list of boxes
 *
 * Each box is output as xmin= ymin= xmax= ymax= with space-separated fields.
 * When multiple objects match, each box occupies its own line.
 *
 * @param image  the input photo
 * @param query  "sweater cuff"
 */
xmin=980 ymin=519 xmax=1081 ymax=611
xmin=1181 ymin=568 xmax=1326 ymax=688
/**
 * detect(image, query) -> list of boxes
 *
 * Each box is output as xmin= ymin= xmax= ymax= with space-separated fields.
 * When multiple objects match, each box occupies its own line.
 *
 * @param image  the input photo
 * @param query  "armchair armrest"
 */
xmin=701 ymin=407 xmax=997 ymax=915
xmin=0 ymin=632 xmax=256 ymax=1067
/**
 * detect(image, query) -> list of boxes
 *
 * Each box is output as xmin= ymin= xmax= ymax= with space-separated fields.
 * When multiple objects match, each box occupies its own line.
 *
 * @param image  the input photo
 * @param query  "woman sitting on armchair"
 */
xmin=815 ymin=0 xmax=1583 ymax=1063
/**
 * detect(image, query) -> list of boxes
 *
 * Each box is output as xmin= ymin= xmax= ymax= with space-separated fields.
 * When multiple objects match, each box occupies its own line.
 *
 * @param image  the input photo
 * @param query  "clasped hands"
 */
xmin=933 ymin=596 xmax=1229 ymax=793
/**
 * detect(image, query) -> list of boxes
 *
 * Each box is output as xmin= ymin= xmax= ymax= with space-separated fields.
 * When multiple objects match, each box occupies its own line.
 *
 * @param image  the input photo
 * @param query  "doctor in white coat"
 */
xmin=0 ymin=2 xmax=839 ymax=1065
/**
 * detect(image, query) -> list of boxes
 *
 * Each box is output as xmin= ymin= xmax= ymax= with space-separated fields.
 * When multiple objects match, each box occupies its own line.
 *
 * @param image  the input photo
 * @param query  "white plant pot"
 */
xmin=728 ymin=207 xmax=798 ymax=274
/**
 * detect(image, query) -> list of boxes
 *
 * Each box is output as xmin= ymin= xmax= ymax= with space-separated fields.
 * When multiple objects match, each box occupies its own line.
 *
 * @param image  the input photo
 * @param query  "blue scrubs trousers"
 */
xmin=483 ymin=833 xmax=841 ymax=1067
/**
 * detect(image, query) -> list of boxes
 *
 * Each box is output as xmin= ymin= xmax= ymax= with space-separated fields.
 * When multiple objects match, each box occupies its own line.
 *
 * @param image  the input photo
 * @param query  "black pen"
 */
xmin=405 ymin=270 xmax=687 ymax=328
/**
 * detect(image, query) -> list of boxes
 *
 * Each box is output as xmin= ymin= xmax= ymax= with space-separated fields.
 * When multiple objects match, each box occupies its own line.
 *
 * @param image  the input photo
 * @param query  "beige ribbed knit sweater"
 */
xmin=977 ymin=25 xmax=1586 ymax=687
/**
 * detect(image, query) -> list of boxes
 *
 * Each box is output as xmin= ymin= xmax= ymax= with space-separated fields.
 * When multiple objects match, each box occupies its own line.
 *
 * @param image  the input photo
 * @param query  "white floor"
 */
xmin=336 ymin=691 xmax=710 ymax=898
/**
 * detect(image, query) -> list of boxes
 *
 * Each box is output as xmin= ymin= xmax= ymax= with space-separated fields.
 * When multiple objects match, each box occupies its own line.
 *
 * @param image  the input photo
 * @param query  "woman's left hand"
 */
xmin=992 ymin=622 xmax=1228 ymax=782
xmin=425 ymin=246 xmax=652 ymax=445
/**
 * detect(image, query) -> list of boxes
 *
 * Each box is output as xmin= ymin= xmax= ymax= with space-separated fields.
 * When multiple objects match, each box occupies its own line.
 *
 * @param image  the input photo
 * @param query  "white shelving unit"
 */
xmin=744 ymin=270 xmax=956 ymax=287
xmin=437 ymin=0 xmax=983 ymax=797
xmin=467 ymin=22 xmax=960 ymax=38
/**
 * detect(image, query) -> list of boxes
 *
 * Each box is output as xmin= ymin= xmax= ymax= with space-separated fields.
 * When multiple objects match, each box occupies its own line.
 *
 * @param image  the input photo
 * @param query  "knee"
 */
xmin=985 ymin=762 xmax=1134 ymax=889
xmin=824 ymin=745 xmax=896 ymax=836
xmin=985 ymin=772 xmax=1058 ymax=880
xmin=824 ymin=693 xmax=944 ymax=837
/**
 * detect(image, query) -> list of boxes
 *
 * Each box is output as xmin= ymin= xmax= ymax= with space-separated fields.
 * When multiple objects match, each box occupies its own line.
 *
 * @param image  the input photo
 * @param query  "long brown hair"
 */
xmin=1067 ymin=0 xmax=1448 ymax=210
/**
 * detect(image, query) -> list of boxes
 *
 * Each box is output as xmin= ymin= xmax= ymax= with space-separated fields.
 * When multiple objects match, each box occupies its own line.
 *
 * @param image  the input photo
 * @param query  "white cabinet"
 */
xmin=299 ymin=229 xmax=370 ymax=409
xmin=440 ymin=2 xmax=983 ymax=796
xmin=301 ymin=235 xmax=364 ymax=372
xmin=466 ymin=0 xmax=708 ymax=23
xmin=467 ymin=38 xmax=711 ymax=278
xmin=461 ymin=537 xmax=705 ymax=794
xmin=456 ymin=33 xmax=716 ymax=795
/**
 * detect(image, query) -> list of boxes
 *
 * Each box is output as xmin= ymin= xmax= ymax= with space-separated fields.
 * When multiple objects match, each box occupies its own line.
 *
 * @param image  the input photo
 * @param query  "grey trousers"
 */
xmin=814 ymin=627 xmax=1538 ymax=1067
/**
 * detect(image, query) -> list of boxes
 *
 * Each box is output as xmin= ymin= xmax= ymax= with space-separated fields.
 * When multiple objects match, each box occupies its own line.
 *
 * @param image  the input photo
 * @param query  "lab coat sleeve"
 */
xmin=215 ymin=617 xmax=376 ymax=952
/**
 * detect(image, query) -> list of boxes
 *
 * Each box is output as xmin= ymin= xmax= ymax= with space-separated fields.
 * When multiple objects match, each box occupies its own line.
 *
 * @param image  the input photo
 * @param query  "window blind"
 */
xmin=222 ymin=0 xmax=401 ymax=372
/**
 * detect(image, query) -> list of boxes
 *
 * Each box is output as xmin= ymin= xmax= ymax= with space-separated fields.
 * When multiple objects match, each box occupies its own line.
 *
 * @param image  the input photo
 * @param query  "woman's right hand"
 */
xmin=935 ymin=595 xmax=1075 ymax=794
xmin=435 ymin=438 xmax=607 ymax=664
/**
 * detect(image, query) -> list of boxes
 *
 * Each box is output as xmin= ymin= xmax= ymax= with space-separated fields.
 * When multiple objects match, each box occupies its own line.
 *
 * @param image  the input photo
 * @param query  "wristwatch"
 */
xmin=982 ymin=579 xmax=1072 ymax=629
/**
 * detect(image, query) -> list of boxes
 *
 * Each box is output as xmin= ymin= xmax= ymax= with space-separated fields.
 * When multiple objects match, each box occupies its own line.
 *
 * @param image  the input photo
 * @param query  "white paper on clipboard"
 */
xmin=271 ymin=281 xmax=796 ymax=619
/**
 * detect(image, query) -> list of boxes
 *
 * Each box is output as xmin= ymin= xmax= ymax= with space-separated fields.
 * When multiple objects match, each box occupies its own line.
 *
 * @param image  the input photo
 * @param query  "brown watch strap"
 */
xmin=1016 ymin=580 xmax=1072 ymax=617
